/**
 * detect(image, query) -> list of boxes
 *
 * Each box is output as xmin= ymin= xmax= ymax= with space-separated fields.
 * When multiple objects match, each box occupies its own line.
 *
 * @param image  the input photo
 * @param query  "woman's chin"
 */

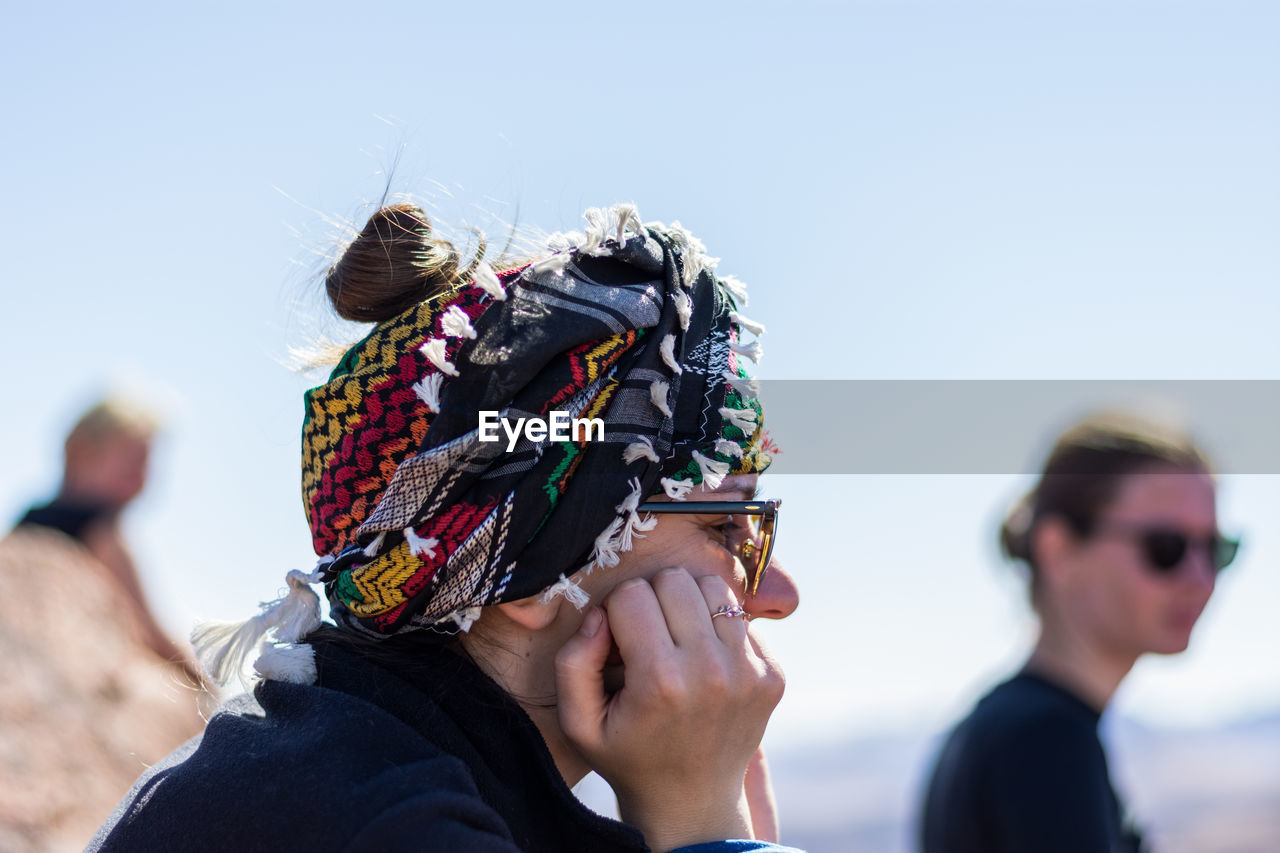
xmin=1148 ymin=627 xmax=1194 ymax=656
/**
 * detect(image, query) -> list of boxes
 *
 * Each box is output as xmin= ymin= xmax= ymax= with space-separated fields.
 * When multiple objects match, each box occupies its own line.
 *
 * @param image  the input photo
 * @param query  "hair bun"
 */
xmin=999 ymin=492 xmax=1035 ymax=565
xmin=325 ymin=204 xmax=461 ymax=323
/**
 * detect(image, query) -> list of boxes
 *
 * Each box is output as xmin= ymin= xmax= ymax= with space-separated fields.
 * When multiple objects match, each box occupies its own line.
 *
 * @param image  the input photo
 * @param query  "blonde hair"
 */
xmin=64 ymin=397 xmax=160 ymax=456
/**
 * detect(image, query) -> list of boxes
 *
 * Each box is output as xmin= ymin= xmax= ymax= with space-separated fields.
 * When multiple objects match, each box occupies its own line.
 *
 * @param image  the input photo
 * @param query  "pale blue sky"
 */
xmin=3 ymin=1 xmax=1278 ymax=746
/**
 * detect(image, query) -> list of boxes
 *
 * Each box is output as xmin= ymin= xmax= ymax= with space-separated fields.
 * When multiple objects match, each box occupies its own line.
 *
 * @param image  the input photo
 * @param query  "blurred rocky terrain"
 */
xmin=0 ymin=529 xmax=207 ymax=852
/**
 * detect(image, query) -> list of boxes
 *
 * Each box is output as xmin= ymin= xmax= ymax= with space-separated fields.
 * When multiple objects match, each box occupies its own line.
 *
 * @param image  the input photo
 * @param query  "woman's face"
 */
xmin=1052 ymin=468 xmax=1219 ymax=657
xmin=576 ymin=473 xmax=800 ymax=622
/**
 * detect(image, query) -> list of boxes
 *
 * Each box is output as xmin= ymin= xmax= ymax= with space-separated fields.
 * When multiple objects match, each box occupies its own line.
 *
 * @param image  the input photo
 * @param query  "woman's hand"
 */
xmin=555 ymin=567 xmax=786 ymax=853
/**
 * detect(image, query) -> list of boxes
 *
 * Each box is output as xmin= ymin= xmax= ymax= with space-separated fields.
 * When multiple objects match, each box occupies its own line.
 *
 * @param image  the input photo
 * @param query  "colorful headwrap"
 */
xmin=194 ymin=205 xmax=769 ymax=683
xmin=304 ymin=204 xmax=769 ymax=638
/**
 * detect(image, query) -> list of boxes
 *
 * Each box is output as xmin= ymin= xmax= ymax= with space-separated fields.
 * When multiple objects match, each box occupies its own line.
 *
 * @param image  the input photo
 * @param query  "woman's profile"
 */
xmin=90 ymin=202 xmax=803 ymax=853
xmin=920 ymin=412 xmax=1238 ymax=852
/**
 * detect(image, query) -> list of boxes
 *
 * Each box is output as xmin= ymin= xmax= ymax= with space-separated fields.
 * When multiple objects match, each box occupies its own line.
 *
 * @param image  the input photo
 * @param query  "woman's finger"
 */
xmin=554 ymin=608 xmax=613 ymax=751
xmin=603 ymin=577 xmax=677 ymax=664
xmin=696 ymin=573 xmax=750 ymax=647
xmin=651 ymin=567 xmax=721 ymax=648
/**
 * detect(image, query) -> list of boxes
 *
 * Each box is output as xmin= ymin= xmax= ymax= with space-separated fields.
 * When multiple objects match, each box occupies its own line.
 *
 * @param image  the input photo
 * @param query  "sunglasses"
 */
xmin=636 ymin=499 xmax=781 ymax=596
xmin=1090 ymin=522 xmax=1240 ymax=574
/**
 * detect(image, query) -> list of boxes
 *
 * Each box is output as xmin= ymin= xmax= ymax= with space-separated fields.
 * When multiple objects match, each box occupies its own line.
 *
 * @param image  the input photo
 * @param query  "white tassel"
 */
xmin=618 ymin=510 xmax=657 ymax=551
xmin=449 ymin=606 xmax=483 ymax=632
xmin=661 ymin=477 xmax=693 ymax=500
xmin=615 ymin=477 xmax=644 ymax=514
xmin=720 ymin=406 xmax=758 ymax=433
xmin=683 ymin=253 xmax=704 ymax=286
xmin=730 ymin=311 xmax=766 ymax=336
xmin=650 ymin=380 xmax=673 ymax=417
xmin=589 ymin=517 xmax=626 ymax=568
xmin=720 ymin=274 xmax=749 ymax=306
xmin=724 ymin=370 xmax=761 ymax=397
xmin=665 ymin=221 xmax=716 ymax=286
xmin=191 ymin=569 xmax=323 ymax=687
xmin=623 ymin=437 xmax=659 ymax=464
xmin=715 ymin=437 xmax=745 ymax=459
xmin=539 ymin=574 xmax=592 ymax=609
xmin=532 ymin=253 xmax=570 ymax=276
xmin=580 ymin=208 xmax=607 ymax=255
xmin=362 ymin=531 xmax=386 ymax=557
xmin=673 ymin=291 xmax=692 ymax=331
xmin=730 ymin=339 xmax=763 ymax=363
xmin=403 ymin=528 xmax=439 ymax=559
xmin=614 ymin=203 xmax=643 ymax=245
xmin=473 ymin=262 xmax=506 ymax=300
xmin=412 ymin=373 xmax=444 ymax=413
xmin=667 ymin=221 xmax=706 ymax=257
xmin=659 ymin=334 xmax=683 ymax=375
xmin=691 ymin=450 xmax=730 ymax=491
xmin=253 ymin=644 xmax=317 ymax=685
xmin=441 ymin=305 xmax=477 ymax=340
xmin=419 ymin=338 xmax=459 ymax=377
xmin=545 ymin=231 xmax=576 ymax=253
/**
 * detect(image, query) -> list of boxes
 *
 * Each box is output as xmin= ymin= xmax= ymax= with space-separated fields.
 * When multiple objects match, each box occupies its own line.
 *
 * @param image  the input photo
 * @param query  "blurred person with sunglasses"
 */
xmin=920 ymin=412 xmax=1238 ymax=853
xmin=90 ymin=204 xmax=802 ymax=853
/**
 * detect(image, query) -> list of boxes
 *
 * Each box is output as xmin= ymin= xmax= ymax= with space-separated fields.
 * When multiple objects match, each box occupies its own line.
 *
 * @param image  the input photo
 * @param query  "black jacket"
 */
xmin=920 ymin=672 xmax=1144 ymax=853
xmin=89 ymin=638 xmax=651 ymax=852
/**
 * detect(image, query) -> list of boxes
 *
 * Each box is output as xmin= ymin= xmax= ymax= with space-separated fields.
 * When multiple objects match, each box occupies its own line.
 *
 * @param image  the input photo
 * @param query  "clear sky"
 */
xmin=3 ymin=0 xmax=1278 ymax=748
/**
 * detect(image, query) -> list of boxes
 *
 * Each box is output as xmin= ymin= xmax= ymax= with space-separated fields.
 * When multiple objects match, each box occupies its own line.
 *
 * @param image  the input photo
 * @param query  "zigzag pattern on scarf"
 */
xmin=346 ymin=497 xmax=498 ymax=620
xmin=302 ymin=288 xmax=490 ymax=555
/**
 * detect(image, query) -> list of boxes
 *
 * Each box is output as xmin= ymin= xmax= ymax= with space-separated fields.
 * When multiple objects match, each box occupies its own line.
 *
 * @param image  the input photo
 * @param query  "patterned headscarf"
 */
xmin=195 ymin=205 xmax=768 ymax=683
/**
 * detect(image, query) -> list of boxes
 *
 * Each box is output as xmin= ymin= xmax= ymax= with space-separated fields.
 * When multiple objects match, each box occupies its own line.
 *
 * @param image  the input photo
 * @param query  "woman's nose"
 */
xmin=744 ymin=554 xmax=799 ymax=619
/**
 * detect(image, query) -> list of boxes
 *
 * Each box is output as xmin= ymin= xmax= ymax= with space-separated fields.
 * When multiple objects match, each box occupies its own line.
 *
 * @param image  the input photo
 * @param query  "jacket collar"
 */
xmin=311 ymin=637 xmax=648 ymax=853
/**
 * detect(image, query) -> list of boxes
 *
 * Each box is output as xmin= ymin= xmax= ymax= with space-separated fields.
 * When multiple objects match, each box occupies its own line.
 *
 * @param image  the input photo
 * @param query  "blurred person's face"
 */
xmin=1046 ymin=469 xmax=1219 ymax=657
xmin=66 ymin=433 xmax=152 ymax=509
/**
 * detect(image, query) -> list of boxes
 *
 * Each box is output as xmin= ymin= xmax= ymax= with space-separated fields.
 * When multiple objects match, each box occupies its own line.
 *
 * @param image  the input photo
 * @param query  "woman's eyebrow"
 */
xmin=707 ymin=484 xmax=760 ymax=501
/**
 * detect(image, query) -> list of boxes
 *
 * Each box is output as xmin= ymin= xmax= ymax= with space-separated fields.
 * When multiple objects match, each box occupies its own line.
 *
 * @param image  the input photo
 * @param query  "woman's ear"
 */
xmin=494 ymin=594 xmax=563 ymax=632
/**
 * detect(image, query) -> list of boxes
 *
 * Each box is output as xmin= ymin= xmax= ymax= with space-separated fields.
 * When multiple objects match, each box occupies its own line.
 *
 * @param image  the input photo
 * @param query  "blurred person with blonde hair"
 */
xmin=16 ymin=396 xmax=191 ymax=669
xmin=1 ymin=397 xmax=204 ymax=851
xmin=920 ymin=412 xmax=1238 ymax=852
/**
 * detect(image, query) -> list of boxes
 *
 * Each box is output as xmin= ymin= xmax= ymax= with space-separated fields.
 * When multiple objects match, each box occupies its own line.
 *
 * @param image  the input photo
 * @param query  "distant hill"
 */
xmin=766 ymin=712 xmax=1280 ymax=852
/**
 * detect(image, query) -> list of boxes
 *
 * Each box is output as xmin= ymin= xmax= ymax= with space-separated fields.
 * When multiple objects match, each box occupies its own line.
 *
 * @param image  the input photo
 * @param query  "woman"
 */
xmin=90 ymin=203 xmax=802 ymax=852
xmin=920 ymin=413 xmax=1238 ymax=852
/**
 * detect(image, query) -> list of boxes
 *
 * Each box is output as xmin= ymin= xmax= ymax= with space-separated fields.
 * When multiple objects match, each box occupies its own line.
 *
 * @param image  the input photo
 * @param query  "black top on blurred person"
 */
xmin=921 ymin=412 xmax=1237 ymax=853
xmin=15 ymin=397 xmax=193 ymax=670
